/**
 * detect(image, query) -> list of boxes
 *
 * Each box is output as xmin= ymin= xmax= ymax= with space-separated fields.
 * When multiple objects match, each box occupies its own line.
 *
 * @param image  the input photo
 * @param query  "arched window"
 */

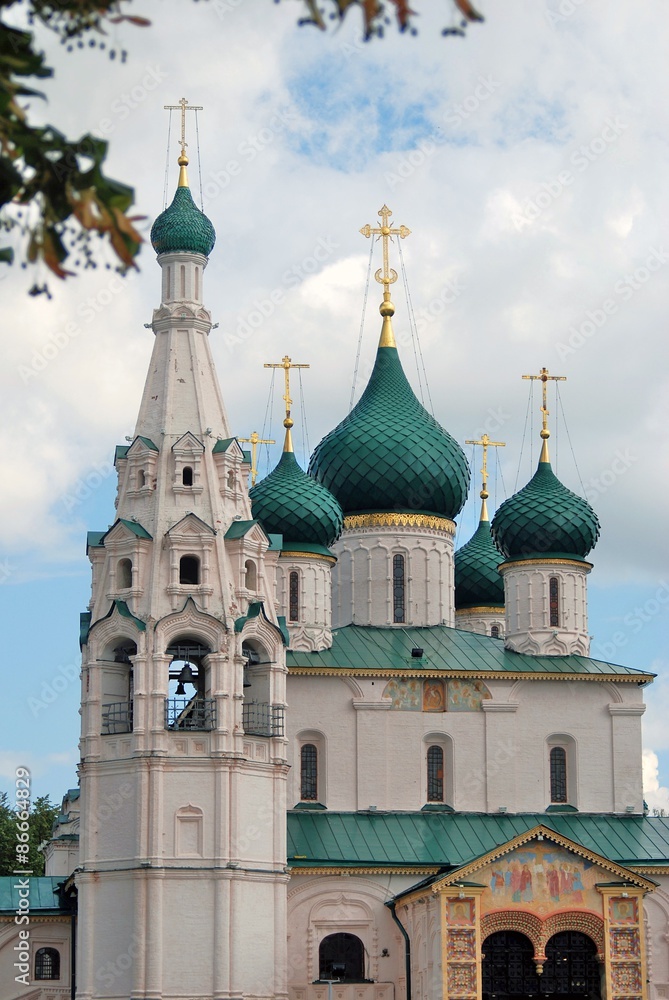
xmin=195 ymin=266 xmax=200 ymax=300
xmin=319 ymin=933 xmax=366 ymax=981
xmin=245 ymin=560 xmax=257 ymax=592
xmin=301 ymin=743 xmax=318 ymax=800
xmin=117 ymin=558 xmax=132 ymax=590
xmin=490 ymin=624 xmax=500 ymax=638
xmin=138 ymin=469 xmax=146 ymax=488
xmin=393 ymin=553 xmax=405 ymax=623
xmin=182 ymin=465 xmax=193 ymax=486
xmin=549 ymin=576 xmax=560 ymax=627
xmin=180 ymin=264 xmax=186 ymax=298
xmin=227 ymin=470 xmax=235 ymax=490
xmin=427 ymin=745 xmax=444 ymax=802
xmin=35 ymin=947 xmax=60 ymax=980
xmin=550 ymin=746 xmax=567 ymax=803
xmin=289 ymin=571 xmax=299 ymax=622
xmin=179 ymin=555 xmax=200 ymax=586
xmin=166 ymin=266 xmax=172 ymax=299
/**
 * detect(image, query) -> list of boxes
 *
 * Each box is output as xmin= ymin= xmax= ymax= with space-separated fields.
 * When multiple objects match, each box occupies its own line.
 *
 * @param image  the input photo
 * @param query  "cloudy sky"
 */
xmin=1 ymin=0 xmax=668 ymax=808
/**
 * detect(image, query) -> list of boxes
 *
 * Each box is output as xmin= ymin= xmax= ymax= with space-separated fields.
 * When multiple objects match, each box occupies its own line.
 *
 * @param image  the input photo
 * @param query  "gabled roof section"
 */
xmin=167 ymin=512 xmax=216 ymax=536
xmin=80 ymin=611 xmax=92 ymax=647
xmin=172 ymin=431 xmax=205 ymax=453
xmin=235 ymin=601 xmax=289 ymax=646
xmin=114 ymin=444 xmax=129 ymax=464
xmin=101 ymin=518 xmax=153 ymax=544
xmin=286 ymin=624 xmax=654 ymax=681
xmin=86 ymin=530 xmax=106 ymax=552
xmin=91 ymin=599 xmax=146 ymax=634
xmin=124 ymin=435 xmax=159 ymax=456
xmin=225 ymin=519 xmax=267 ymax=542
xmin=287 ymin=811 xmax=669 ymax=873
xmin=213 ymin=436 xmax=245 ymax=458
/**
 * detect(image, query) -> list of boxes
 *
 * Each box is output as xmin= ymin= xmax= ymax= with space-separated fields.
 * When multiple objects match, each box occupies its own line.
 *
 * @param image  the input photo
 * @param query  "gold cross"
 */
xmin=265 ymin=354 xmax=311 ymax=428
xmin=238 ymin=431 xmax=275 ymax=487
xmin=360 ymin=205 xmax=411 ymax=294
xmin=522 ymin=366 xmax=566 ymax=440
xmin=465 ymin=434 xmax=505 ymax=517
xmin=164 ymin=97 xmax=203 ymax=159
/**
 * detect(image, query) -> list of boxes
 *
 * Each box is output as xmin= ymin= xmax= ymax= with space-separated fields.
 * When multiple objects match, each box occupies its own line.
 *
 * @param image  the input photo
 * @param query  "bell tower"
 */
xmin=76 ymin=107 xmax=289 ymax=1000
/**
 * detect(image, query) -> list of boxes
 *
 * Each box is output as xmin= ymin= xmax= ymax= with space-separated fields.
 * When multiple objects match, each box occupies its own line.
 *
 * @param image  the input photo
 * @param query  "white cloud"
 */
xmin=643 ymin=750 xmax=669 ymax=815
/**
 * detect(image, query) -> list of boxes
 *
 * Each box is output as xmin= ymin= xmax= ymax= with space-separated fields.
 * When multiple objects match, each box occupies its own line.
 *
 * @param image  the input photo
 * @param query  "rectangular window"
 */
xmin=549 ymin=576 xmax=560 ymax=627
xmin=301 ymin=743 xmax=318 ymax=800
xmin=393 ymin=554 xmax=405 ymax=623
xmin=289 ymin=571 xmax=299 ymax=622
xmin=427 ymin=745 xmax=444 ymax=802
xmin=550 ymin=746 xmax=567 ymax=803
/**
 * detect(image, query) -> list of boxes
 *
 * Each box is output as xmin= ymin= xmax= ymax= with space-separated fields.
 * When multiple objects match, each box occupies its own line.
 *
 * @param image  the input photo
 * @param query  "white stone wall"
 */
xmin=501 ymin=558 xmax=591 ymax=655
xmin=454 ymin=608 xmax=505 ymax=638
xmin=332 ymin=524 xmax=455 ymax=628
xmin=286 ymin=673 xmax=646 ymax=814
xmin=277 ymin=553 xmax=334 ymax=651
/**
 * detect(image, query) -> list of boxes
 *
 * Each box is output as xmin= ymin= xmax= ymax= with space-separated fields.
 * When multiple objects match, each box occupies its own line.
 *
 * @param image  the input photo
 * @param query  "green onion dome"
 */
xmin=150 ymin=158 xmax=215 ymax=257
xmin=491 ymin=458 xmax=600 ymax=561
xmin=250 ymin=445 xmax=343 ymax=551
xmin=308 ymin=341 xmax=470 ymax=518
xmin=455 ymin=516 xmax=505 ymax=609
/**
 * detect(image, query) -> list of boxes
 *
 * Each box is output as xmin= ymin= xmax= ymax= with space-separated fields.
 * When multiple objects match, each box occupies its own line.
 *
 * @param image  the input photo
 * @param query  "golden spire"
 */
xmin=522 ymin=366 xmax=567 ymax=463
xmin=164 ymin=97 xmax=203 ymax=186
xmin=360 ymin=205 xmax=411 ymax=348
xmin=465 ymin=433 xmax=505 ymax=521
xmin=238 ymin=431 xmax=275 ymax=486
xmin=264 ymin=355 xmax=310 ymax=453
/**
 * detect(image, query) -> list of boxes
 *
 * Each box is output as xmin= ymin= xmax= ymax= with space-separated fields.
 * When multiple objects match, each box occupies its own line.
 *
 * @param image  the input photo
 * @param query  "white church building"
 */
xmin=2 ymin=142 xmax=669 ymax=1000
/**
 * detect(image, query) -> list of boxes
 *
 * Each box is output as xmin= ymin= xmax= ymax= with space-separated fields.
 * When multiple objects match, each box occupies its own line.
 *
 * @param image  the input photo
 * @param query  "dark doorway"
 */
xmin=540 ymin=931 xmax=601 ymax=998
xmin=318 ymin=932 xmax=367 ymax=981
xmin=482 ymin=931 xmax=540 ymax=1000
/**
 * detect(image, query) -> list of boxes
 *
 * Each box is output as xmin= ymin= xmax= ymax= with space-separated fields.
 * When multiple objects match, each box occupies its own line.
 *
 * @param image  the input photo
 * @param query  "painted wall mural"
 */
xmin=382 ymin=678 xmax=491 ymax=711
xmin=481 ymin=843 xmax=601 ymax=916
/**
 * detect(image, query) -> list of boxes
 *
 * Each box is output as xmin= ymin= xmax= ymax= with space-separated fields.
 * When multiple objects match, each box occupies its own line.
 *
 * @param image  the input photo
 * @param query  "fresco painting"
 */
xmin=610 ymin=898 xmax=638 ymax=924
xmin=482 ymin=843 xmax=600 ymax=915
xmin=423 ymin=679 xmax=446 ymax=712
xmin=382 ymin=679 xmax=421 ymax=710
xmin=447 ymin=678 xmax=491 ymax=711
xmin=447 ymin=899 xmax=474 ymax=925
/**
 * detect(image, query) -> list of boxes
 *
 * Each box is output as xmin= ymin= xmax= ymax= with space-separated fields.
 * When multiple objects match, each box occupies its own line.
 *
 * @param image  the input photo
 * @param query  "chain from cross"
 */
xmin=465 ymin=433 xmax=505 ymax=500
xmin=522 ymin=366 xmax=566 ymax=435
xmin=238 ymin=431 xmax=276 ymax=486
xmin=360 ymin=205 xmax=411 ymax=293
xmin=163 ymin=97 xmax=203 ymax=158
xmin=264 ymin=355 xmax=310 ymax=427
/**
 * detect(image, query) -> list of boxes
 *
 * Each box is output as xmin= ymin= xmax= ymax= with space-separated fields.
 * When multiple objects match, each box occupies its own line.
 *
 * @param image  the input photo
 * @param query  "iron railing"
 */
xmin=242 ymin=701 xmax=285 ymax=738
xmin=101 ymin=700 xmax=133 ymax=735
xmin=165 ymin=696 xmax=216 ymax=731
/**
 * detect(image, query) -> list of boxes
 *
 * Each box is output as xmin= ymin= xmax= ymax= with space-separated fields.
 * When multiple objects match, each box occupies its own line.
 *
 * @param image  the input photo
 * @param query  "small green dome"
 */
xmin=455 ymin=518 xmax=505 ymax=609
xmin=308 ymin=345 xmax=470 ymax=518
xmin=250 ymin=449 xmax=343 ymax=550
xmin=150 ymin=185 xmax=216 ymax=257
xmin=491 ymin=459 xmax=600 ymax=560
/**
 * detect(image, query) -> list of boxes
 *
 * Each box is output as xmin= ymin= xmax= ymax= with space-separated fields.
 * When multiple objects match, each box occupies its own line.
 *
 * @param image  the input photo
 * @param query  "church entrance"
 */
xmin=482 ymin=929 xmax=601 ymax=1000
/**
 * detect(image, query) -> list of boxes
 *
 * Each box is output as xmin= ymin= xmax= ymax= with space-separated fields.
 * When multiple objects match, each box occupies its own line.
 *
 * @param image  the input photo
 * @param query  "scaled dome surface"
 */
xmin=250 ymin=450 xmax=343 ymax=551
xmin=308 ymin=345 xmax=470 ymax=519
xmin=455 ymin=519 xmax=505 ymax=608
xmin=150 ymin=184 xmax=216 ymax=257
xmin=491 ymin=459 xmax=600 ymax=560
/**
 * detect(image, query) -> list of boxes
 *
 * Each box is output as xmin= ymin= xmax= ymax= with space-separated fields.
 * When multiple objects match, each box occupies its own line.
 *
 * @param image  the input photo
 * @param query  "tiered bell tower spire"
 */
xmin=77 ymin=111 xmax=289 ymax=1000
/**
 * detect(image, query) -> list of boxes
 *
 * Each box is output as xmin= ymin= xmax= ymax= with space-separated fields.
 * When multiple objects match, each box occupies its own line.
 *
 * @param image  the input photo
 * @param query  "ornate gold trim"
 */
xmin=287 ymin=666 xmax=653 ymax=683
xmin=344 ymin=512 xmax=456 ymax=534
xmin=455 ymin=606 xmax=504 ymax=615
xmin=498 ymin=558 xmax=593 ymax=571
xmin=288 ymin=865 xmax=440 ymax=876
xmin=280 ymin=550 xmax=337 ymax=565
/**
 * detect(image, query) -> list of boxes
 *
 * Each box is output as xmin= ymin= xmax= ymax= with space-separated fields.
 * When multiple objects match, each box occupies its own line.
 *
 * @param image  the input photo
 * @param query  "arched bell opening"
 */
xmin=165 ymin=637 xmax=214 ymax=731
xmin=241 ymin=639 xmax=282 ymax=737
xmin=100 ymin=639 xmax=137 ymax=735
xmin=318 ymin=932 xmax=369 ymax=983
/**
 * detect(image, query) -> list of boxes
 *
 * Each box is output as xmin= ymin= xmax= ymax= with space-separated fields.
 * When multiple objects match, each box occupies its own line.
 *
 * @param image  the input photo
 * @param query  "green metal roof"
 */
xmin=287 ymin=812 xmax=669 ymax=869
xmin=309 ymin=344 xmax=470 ymax=519
xmin=455 ymin=517 xmax=504 ymax=609
xmin=137 ymin=435 xmax=159 ymax=452
xmin=0 ymin=876 xmax=67 ymax=914
xmin=150 ymin=183 xmax=216 ymax=257
xmin=235 ymin=601 xmax=289 ymax=646
xmin=251 ymin=449 xmax=343 ymax=549
xmin=286 ymin=624 xmax=652 ymax=678
xmin=492 ymin=458 xmax=600 ymax=560
xmin=86 ymin=530 xmax=105 ymax=551
xmin=225 ymin=519 xmax=260 ymax=540
xmin=114 ymin=444 xmax=129 ymax=464
xmin=118 ymin=518 xmax=152 ymax=539
xmin=212 ymin=437 xmax=236 ymax=454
